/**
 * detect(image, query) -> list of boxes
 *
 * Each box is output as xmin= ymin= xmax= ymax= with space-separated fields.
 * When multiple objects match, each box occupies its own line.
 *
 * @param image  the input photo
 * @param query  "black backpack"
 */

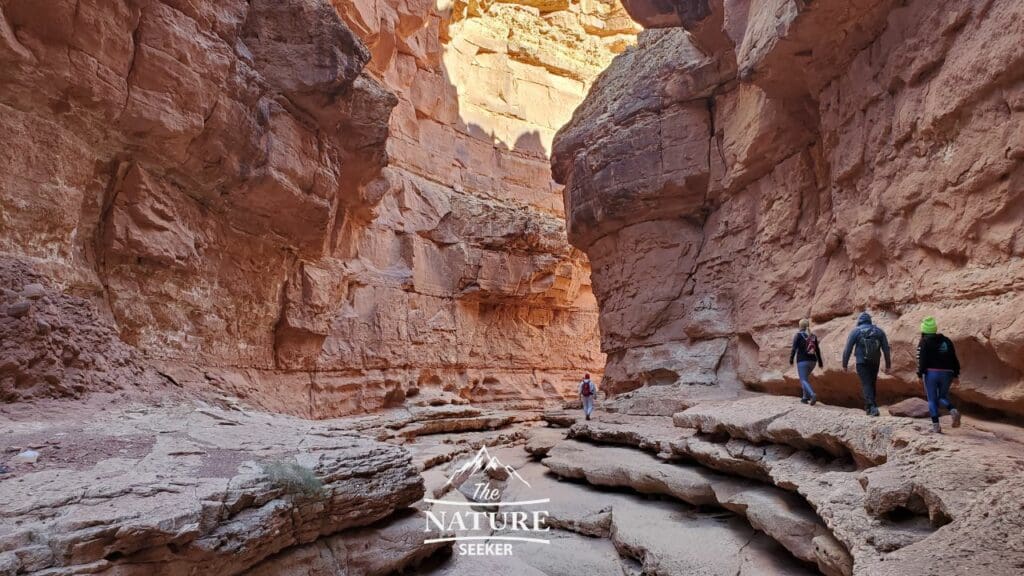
xmin=859 ymin=326 xmax=882 ymax=363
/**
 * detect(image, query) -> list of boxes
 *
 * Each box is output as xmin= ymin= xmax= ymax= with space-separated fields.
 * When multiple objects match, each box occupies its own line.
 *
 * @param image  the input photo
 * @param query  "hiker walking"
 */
xmin=842 ymin=312 xmax=891 ymax=416
xmin=917 ymin=316 xmax=962 ymax=433
xmin=579 ymin=373 xmax=596 ymax=421
xmin=789 ymin=319 xmax=823 ymax=405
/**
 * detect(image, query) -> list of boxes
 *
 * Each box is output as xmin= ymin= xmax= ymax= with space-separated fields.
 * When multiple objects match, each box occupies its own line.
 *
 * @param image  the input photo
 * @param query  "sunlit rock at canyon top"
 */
xmin=2 ymin=0 xmax=1024 ymax=575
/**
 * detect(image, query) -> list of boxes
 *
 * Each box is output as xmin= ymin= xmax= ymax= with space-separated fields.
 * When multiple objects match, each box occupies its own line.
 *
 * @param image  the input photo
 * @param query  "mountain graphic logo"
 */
xmin=424 ymin=445 xmax=552 ymax=553
xmin=444 ymin=446 xmax=532 ymax=488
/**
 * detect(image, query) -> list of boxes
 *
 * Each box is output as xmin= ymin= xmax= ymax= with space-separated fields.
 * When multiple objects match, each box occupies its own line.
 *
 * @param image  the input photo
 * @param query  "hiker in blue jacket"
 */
xmin=789 ymin=319 xmax=823 ymax=405
xmin=842 ymin=312 xmax=891 ymax=416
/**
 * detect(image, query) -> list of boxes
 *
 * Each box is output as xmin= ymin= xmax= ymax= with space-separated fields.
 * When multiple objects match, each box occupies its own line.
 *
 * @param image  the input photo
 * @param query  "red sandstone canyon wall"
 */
xmin=0 ymin=0 xmax=632 ymax=415
xmin=553 ymin=0 xmax=1024 ymax=417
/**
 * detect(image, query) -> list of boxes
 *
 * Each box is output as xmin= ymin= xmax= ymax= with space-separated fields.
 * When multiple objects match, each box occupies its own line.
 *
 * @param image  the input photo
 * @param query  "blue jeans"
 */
xmin=797 ymin=361 xmax=817 ymax=399
xmin=582 ymin=396 xmax=594 ymax=417
xmin=923 ymin=370 xmax=956 ymax=423
xmin=856 ymin=363 xmax=880 ymax=410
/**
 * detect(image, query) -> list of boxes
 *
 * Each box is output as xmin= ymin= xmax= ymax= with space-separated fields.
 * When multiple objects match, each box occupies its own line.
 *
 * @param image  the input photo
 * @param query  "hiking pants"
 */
xmin=856 ymin=362 xmax=880 ymax=410
xmin=923 ymin=370 xmax=956 ymax=423
xmin=797 ymin=361 xmax=817 ymax=399
xmin=582 ymin=396 xmax=594 ymax=417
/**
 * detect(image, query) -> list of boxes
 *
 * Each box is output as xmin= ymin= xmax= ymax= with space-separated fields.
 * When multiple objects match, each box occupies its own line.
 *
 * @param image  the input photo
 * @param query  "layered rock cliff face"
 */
xmin=289 ymin=0 xmax=638 ymax=413
xmin=0 ymin=0 xmax=631 ymax=415
xmin=553 ymin=0 xmax=1024 ymax=417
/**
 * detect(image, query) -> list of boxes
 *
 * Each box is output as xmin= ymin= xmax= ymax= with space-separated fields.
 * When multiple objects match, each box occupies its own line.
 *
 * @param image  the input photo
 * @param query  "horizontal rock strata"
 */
xmin=552 ymin=0 xmax=1024 ymax=418
xmin=0 ymin=0 xmax=630 ymax=416
xmin=543 ymin=439 xmax=849 ymax=574
xmin=0 ymin=403 xmax=430 ymax=575
xmin=563 ymin=394 xmax=1024 ymax=575
xmin=240 ymin=510 xmax=448 ymax=576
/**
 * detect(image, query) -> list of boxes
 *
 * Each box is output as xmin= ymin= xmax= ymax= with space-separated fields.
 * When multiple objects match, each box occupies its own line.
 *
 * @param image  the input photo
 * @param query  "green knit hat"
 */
xmin=920 ymin=316 xmax=937 ymax=334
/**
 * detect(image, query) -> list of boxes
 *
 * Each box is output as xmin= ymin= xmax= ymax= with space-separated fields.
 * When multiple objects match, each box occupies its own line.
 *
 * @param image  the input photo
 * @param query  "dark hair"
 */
xmin=584 ymin=373 xmax=590 ymax=378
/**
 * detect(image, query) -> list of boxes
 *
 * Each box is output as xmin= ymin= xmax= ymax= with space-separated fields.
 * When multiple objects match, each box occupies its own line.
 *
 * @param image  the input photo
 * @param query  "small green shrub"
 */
xmin=261 ymin=460 xmax=325 ymax=497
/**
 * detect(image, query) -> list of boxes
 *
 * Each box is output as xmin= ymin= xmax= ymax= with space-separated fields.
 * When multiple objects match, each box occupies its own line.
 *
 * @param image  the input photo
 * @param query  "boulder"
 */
xmin=887 ymin=397 xmax=931 ymax=419
xmin=523 ymin=427 xmax=565 ymax=458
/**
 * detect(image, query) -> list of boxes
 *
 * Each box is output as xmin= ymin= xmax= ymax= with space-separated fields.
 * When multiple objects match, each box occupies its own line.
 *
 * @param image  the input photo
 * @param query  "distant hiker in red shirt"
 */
xmin=579 ymin=373 xmax=596 ymax=420
xmin=789 ymin=319 xmax=823 ymax=405
xmin=917 ymin=316 xmax=962 ymax=434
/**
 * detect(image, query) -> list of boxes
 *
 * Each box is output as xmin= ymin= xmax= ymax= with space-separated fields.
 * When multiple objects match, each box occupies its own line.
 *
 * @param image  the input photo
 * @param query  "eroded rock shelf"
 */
xmin=8 ymin=388 xmax=1021 ymax=575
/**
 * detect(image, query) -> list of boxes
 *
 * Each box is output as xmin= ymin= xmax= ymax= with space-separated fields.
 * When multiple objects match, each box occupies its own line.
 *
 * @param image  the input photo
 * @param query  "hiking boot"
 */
xmin=800 ymin=397 xmax=809 ymax=404
xmin=950 ymin=409 xmax=961 ymax=428
xmin=585 ymin=414 xmax=591 ymax=421
xmin=809 ymin=395 xmax=817 ymax=406
xmin=931 ymin=422 xmax=942 ymax=434
xmin=868 ymin=406 xmax=880 ymax=417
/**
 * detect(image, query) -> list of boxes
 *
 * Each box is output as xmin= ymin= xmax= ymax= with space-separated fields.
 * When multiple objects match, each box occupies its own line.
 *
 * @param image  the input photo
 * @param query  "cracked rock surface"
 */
xmin=0 ymin=401 xmax=432 ymax=575
xmin=567 ymin=393 xmax=1024 ymax=575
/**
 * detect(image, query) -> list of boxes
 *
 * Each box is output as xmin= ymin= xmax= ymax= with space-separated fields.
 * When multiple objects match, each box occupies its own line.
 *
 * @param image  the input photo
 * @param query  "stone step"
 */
xmin=569 ymin=395 xmax=1024 ymax=575
xmin=542 ymin=439 xmax=849 ymax=575
xmin=241 ymin=510 xmax=449 ymax=575
xmin=497 ymin=454 xmax=820 ymax=576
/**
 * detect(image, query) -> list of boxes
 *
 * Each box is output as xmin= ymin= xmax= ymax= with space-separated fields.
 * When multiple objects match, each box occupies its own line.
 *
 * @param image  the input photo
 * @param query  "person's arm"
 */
xmin=949 ymin=337 xmax=961 ymax=378
xmin=881 ymin=329 xmax=892 ymax=370
xmin=790 ymin=333 xmax=800 ymax=365
xmin=916 ymin=338 xmax=925 ymax=377
xmin=842 ymin=329 xmax=856 ymax=370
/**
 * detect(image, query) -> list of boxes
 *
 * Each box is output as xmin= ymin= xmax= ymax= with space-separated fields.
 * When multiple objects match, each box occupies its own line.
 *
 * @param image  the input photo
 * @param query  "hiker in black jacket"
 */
xmin=917 ymin=316 xmax=961 ymax=433
xmin=842 ymin=312 xmax=891 ymax=416
xmin=789 ymin=319 xmax=823 ymax=405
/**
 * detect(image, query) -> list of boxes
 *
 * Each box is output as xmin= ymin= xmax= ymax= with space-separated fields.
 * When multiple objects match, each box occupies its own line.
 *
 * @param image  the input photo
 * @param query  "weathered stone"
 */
xmin=543 ymin=438 xmax=845 ymax=568
xmin=523 ymin=426 xmax=565 ymax=457
xmin=609 ymin=498 xmax=818 ymax=576
xmin=552 ymin=0 xmax=1024 ymax=419
xmin=240 ymin=510 xmax=449 ymax=576
xmin=0 ymin=403 xmax=424 ymax=575
xmin=0 ymin=262 xmax=163 ymax=402
xmin=20 ymin=284 xmax=45 ymax=300
xmin=0 ymin=0 xmax=634 ymax=415
xmin=544 ymin=440 xmax=720 ymax=505
xmin=887 ymin=397 xmax=931 ymax=419
xmin=541 ymin=410 xmax=580 ymax=428
xmin=568 ymin=413 xmax=683 ymax=455
xmin=4 ymin=301 xmax=30 ymax=318
xmin=670 ymin=396 xmax=1024 ymax=574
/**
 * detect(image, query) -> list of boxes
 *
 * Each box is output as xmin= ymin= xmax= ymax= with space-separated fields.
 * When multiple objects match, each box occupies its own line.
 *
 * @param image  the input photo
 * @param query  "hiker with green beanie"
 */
xmin=916 ymin=316 xmax=961 ymax=433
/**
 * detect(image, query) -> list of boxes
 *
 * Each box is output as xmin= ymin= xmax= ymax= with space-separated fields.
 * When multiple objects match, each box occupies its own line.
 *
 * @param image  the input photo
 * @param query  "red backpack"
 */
xmin=804 ymin=333 xmax=819 ymax=356
xmin=581 ymin=380 xmax=594 ymax=397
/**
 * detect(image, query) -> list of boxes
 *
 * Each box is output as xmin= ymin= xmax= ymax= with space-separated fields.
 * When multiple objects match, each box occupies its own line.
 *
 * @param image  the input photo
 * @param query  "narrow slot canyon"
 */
xmin=1 ymin=1 xmax=1023 ymax=575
